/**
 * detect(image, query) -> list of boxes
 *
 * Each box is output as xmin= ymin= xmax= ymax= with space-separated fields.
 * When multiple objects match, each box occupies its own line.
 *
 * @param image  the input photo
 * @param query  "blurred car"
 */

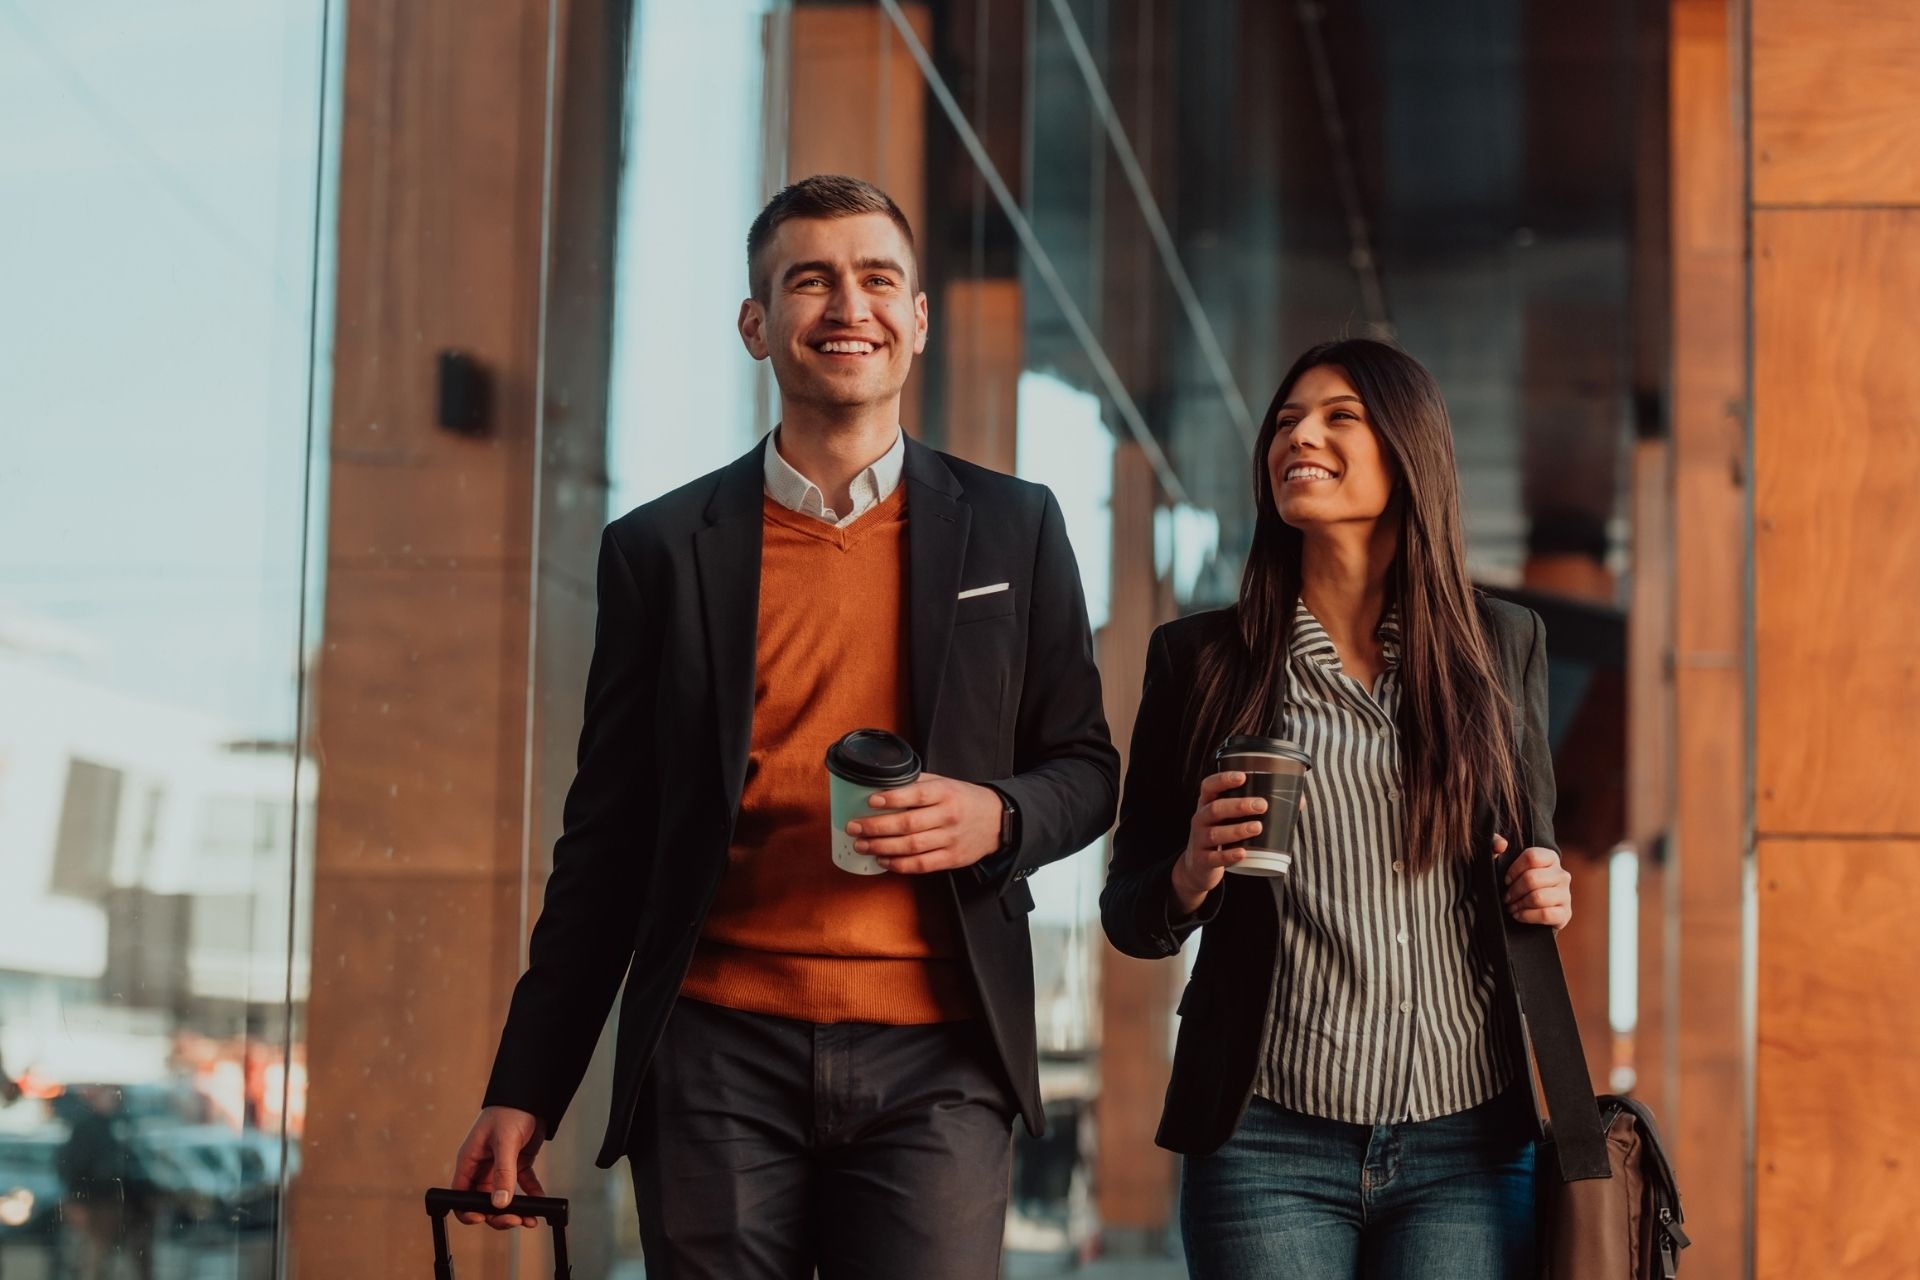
xmin=0 ymin=1126 xmax=65 ymax=1241
xmin=135 ymin=1125 xmax=296 ymax=1233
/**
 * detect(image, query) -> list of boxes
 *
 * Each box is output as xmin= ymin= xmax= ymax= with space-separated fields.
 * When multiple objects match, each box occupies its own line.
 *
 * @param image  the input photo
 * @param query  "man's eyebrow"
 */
xmin=781 ymin=257 xmax=909 ymax=286
xmin=781 ymin=260 xmax=835 ymax=286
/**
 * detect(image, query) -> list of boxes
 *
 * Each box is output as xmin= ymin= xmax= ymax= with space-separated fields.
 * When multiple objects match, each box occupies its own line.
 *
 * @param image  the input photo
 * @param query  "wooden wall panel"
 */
xmin=1756 ymin=841 xmax=1920 ymax=1278
xmin=1752 ymin=0 xmax=1920 ymax=205
xmin=1753 ymin=209 xmax=1920 ymax=837
xmin=1672 ymin=0 xmax=1920 ymax=1272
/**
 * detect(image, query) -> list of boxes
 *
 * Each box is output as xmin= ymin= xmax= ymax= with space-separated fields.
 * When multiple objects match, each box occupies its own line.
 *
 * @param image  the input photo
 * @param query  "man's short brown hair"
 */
xmin=746 ymin=175 xmax=919 ymax=302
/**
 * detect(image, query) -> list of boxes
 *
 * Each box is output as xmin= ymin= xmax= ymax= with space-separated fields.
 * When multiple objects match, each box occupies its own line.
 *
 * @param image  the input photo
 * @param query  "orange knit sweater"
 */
xmin=679 ymin=488 xmax=977 ymax=1024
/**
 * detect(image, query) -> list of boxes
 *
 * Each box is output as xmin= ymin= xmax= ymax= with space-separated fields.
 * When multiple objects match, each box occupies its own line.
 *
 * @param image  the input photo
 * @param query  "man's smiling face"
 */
xmin=739 ymin=213 xmax=928 ymax=414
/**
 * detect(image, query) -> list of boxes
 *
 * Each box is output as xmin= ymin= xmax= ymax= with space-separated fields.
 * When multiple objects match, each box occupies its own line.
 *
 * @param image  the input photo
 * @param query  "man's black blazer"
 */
xmin=1100 ymin=595 xmax=1557 ymax=1157
xmin=484 ymin=435 xmax=1120 ymax=1167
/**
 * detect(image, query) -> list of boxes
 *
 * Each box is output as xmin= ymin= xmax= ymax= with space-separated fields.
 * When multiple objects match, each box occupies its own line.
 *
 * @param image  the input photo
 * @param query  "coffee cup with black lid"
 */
xmin=1214 ymin=735 xmax=1312 ymax=876
xmin=825 ymin=729 xmax=923 ymax=875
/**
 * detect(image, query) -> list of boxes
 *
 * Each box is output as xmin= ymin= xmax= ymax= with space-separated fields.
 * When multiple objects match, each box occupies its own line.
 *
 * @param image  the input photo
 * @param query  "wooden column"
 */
xmin=1750 ymin=0 xmax=1920 ymax=1271
xmin=1663 ymin=3 xmax=1751 ymax=1276
xmin=296 ymin=2 xmax=551 ymax=1275
xmin=942 ymin=279 xmax=1022 ymax=474
xmin=1627 ymin=437 xmax=1674 ymax=1115
xmin=1084 ymin=10 xmax=1182 ymax=1243
xmin=1093 ymin=442 xmax=1177 ymax=1251
xmin=784 ymin=2 xmax=932 ymax=438
xmin=1520 ymin=531 xmax=1621 ymax=1093
xmin=1625 ymin=0 xmax=1675 ymax=1123
xmin=295 ymin=2 xmax=624 ymax=1276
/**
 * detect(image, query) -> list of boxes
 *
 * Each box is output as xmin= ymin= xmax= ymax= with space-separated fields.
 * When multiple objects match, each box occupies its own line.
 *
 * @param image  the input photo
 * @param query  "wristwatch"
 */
xmin=971 ymin=786 xmax=1023 ymax=886
xmin=994 ymin=787 xmax=1021 ymax=857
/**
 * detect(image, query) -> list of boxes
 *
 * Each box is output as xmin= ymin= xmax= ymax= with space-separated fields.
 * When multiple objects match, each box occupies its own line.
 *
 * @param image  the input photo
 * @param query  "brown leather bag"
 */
xmin=1492 ymin=844 xmax=1691 ymax=1278
xmin=1538 ymin=1094 xmax=1689 ymax=1278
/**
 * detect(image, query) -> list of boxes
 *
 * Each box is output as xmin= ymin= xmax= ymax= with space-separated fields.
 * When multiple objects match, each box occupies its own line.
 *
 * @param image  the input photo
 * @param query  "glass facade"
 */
xmin=0 ymin=0 xmax=337 ymax=1274
xmin=1 ymin=0 xmax=1646 ymax=1274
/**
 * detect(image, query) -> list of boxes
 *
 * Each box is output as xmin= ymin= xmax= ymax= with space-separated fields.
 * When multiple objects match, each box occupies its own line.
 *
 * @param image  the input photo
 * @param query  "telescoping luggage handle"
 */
xmin=424 ymin=1188 xmax=571 ymax=1280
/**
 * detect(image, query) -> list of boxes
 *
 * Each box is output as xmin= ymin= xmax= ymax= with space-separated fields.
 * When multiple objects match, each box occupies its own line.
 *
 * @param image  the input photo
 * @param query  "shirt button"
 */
xmin=1385 ymin=786 xmax=1399 ymax=799
xmin=1378 ymin=726 xmax=1391 ymax=739
xmin=1399 ymin=1001 xmax=1413 ymax=1014
xmin=1396 ymin=931 xmax=1408 ymax=944
xmin=1391 ymin=860 xmax=1404 ymax=873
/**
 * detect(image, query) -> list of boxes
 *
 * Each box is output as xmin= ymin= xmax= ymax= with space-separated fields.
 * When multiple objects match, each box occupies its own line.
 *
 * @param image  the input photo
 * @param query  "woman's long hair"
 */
xmin=1182 ymin=339 xmax=1521 ymax=874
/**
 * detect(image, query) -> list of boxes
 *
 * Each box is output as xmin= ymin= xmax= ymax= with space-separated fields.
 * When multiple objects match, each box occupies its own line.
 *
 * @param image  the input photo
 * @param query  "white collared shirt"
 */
xmin=762 ymin=427 xmax=907 ymax=528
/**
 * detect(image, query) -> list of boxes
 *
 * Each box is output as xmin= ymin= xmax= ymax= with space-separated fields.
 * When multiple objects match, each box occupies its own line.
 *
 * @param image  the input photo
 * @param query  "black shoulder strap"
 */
xmin=1482 ymin=592 xmax=1613 ymax=1183
xmin=1496 ymin=891 xmax=1613 ymax=1181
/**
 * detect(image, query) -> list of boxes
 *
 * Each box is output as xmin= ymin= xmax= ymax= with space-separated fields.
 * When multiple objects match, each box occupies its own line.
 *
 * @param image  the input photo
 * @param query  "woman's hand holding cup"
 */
xmin=1169 ymin=772 xmax=1270 ymax=917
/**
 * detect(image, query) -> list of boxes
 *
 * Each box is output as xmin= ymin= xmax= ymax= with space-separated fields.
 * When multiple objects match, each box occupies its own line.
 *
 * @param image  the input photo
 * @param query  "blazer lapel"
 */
xmin=693 ymin=440 xmax=769 ymax=812
xmin=903 ymin=439 xmax=970 ymax=750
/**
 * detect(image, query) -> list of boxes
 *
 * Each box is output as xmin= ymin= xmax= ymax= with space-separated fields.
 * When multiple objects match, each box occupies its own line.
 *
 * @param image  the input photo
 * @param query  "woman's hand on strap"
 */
xmin=1169 ymin=771 xmax=1275 ymax=917
xmin=1494 ymin=833 xmax=1572 ymax=931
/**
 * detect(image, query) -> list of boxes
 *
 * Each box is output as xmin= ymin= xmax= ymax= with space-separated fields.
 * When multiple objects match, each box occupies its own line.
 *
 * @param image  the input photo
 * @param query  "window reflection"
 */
xmin=0 ymin=0 xmax=334 ymax=1273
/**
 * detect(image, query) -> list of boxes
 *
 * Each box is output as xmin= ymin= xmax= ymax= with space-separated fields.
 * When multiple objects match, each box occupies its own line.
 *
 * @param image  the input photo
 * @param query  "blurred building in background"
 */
xmin=1 ymin=0 xmax=1914 ymax=1275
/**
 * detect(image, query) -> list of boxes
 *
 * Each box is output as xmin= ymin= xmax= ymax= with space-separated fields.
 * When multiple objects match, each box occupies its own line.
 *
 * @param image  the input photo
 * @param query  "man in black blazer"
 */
xmin=448 ymin=176 xmax=1118 ymax=1278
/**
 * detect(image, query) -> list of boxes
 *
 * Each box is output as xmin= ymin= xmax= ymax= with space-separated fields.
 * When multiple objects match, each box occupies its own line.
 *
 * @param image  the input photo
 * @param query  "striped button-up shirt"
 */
xmin=1252 ymin=601 xmax=1512 ymax=1124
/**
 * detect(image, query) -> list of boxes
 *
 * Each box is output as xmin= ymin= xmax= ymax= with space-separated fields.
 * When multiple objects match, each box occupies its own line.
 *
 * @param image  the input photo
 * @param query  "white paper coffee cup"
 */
xmin=825 ymin=729 xmax=923 ymax=875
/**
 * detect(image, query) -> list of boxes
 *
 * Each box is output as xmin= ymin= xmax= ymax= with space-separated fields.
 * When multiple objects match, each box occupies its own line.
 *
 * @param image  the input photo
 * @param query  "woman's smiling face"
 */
xmin=1267 ymin=363 xmax=1397 ymax=531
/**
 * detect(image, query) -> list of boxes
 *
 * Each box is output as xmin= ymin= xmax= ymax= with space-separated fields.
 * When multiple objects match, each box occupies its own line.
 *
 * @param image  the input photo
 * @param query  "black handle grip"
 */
xmin=424 ymin=1188 xmax=571 ymax=1280
xmin=424 ymin=1188 xmax=570 ymax=1225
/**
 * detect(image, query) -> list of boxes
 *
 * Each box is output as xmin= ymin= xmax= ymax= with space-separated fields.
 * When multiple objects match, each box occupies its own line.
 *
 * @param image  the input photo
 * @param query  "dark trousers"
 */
xmin=629 ymin=996 xmax=1016 ymax=1280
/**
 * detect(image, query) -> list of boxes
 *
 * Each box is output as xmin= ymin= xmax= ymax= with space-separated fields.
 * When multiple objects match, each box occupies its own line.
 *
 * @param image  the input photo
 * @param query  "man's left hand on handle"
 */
xmin=848 ymin=772 xmax=1005 ymax=874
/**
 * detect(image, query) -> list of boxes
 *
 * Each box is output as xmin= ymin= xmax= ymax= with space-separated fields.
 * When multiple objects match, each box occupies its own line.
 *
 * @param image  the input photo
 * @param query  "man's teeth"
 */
xmin=818 ymin=340 xmax=875 ymax=354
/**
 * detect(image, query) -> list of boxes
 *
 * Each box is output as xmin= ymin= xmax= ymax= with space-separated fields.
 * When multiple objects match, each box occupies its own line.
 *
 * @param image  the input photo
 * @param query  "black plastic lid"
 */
xmin=1215 ymin=734 xmax=1313 ymax=769
xmin=825 ymin=729 xmax=923 ymax=787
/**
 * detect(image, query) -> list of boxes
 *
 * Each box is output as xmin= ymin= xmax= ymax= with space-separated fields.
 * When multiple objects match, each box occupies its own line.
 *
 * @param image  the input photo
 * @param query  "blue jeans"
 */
xmin=1180 ymin=1091 xmax=1536 ymax=1279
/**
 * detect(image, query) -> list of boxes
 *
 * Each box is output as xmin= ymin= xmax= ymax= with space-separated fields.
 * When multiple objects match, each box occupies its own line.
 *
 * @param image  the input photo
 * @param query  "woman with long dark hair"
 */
xmin=1101 ymin=339 xmax=1573 ymax=1278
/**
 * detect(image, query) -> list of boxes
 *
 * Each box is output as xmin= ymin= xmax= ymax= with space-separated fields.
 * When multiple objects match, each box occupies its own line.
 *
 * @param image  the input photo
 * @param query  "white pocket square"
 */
xmin=957 ymin=582 xmax=1010 ymax=600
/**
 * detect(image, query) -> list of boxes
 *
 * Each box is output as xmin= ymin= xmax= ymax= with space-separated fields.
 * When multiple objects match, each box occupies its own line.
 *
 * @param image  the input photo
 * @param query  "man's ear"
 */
xmin=738 ymin=297 xmax=769 ymax=360
xmin=911 ymin=291 xmax=929 ymax=356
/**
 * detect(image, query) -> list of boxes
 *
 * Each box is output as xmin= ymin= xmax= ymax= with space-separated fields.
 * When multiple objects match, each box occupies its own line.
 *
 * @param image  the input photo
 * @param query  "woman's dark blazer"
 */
xmin=1099 ymin=594 xmax=1557 ymax=1158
